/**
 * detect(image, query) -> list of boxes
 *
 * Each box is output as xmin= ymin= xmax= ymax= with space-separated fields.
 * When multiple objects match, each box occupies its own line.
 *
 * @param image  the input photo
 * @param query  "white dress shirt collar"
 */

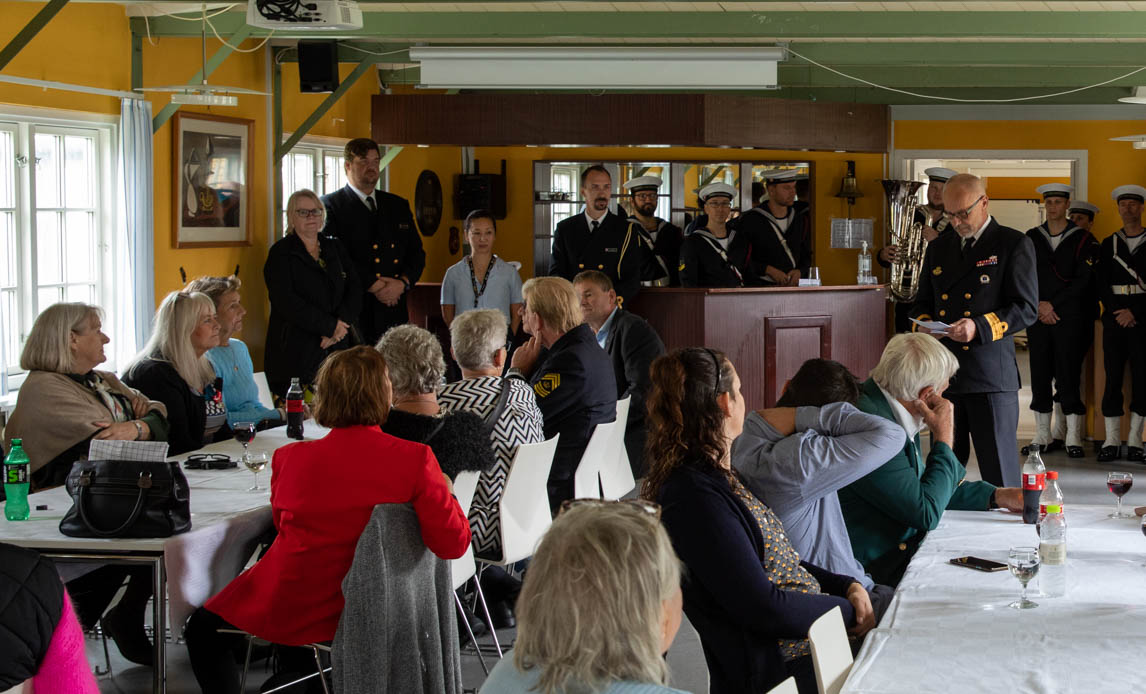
xmin=877 ymin=383 xmax=924 ymax=439
xmin=348 ymin=183 xmax=375 ymax=206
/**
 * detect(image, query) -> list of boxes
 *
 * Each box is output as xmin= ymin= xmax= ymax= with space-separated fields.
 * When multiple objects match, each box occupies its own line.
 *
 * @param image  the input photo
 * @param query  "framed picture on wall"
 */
xmin=171 ymin=112 xmax=253 ymax=248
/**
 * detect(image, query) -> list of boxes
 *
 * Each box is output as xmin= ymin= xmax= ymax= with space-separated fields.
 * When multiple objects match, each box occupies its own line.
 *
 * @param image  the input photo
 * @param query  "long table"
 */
xmin=842 ymin=505 xmax=1146 ymax=693
xmin=0 ymin=424 xmax=329 ymax=693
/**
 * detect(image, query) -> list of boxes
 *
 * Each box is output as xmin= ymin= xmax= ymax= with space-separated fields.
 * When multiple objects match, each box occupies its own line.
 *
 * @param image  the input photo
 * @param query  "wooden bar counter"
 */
xmin=409 ymin=283 xmax=889 ymax=413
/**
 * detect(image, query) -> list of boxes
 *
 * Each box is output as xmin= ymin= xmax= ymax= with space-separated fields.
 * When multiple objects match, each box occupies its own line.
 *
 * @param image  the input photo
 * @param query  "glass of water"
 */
xmin=1007 ymin=546 xmax=1040 ymax=610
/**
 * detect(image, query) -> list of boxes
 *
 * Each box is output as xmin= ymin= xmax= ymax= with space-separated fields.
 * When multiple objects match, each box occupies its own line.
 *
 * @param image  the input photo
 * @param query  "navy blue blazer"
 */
xmin=657 ymin=463 xmax=857 ymax=694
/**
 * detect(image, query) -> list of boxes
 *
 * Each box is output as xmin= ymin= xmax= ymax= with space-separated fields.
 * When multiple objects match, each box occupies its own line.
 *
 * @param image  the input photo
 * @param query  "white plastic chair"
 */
xmin=573 ymin=421 xmax=618 ymax=499
xmin=478 ymin=435 xmax=559 ymax=567
xmin=448 ymin=470 xmax=502 ymax=669
xmin=253 ymin=371 xmax=274 ymax=408
xmin=808 ymin=606 xmax=853 ymax=694
xmin=767 ymin=676 xmax=799 ymax=694
xmin=599 ymin=396 xmax=635 ymax=500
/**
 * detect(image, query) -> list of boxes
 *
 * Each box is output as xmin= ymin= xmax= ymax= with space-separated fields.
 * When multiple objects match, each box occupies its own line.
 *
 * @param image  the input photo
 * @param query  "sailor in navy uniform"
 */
xmin=678 ymin=183 xmax=751 ymax=288
xmin=549 ymin=165 xmax=643 ymax=308
xmin=1097 ymin=185 xmax=1146 ymax=462
xmin=1069 ymin=200 xmax=1100 ymax=233
xmin=910 ymin=173 xmax=1038 ymax=487
xmin=1022 ymin=184 xmax=1100 ymax=458
xmin=879 ymin=167 xmax=959 ymax=332
xmin=623 ymin=175 xmax=684 ymax=287
xmin=735 ymin=169 xmax=811 ymax=286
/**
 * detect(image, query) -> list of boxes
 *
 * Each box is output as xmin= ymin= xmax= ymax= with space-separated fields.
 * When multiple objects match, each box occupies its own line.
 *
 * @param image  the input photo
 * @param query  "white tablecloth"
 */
xmin=842 ymin=505 xmax=1146 ymax=694
xmin=0 ymin=424 xmax=330 ymax=633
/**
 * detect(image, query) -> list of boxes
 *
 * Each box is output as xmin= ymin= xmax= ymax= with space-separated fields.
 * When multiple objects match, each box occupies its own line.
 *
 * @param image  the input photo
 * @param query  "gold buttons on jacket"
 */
xmin=964 ymin=311 xmax=971 ymax=317
xmin=939 ymin=310 xmax=946 ymax=317
xmin=372 ymin=244 xmax=378 ymax=250
xmin=963 ymin=346 xmax=970 ymax=351
xmin=393 ymin=259 xmax=399 ymax=264
xmin=941 ymin=294 xmax=948 ymax=300
xmin=376 ymin=273 xmax=381 ymax=278
xmin=390 ymin=243 xmax=395 ymax=249
xmin=898 ymin=543 xmax=907 ymax=551
xmin=374 ymin=257 xmax=380 ymax=263
xmin=578 ymin=263 xmax=585 ymax=269
xmin=964 ymin=293 xmax=972 ymax=299
xmin=597 ymin=264 xmax=604 ymax=270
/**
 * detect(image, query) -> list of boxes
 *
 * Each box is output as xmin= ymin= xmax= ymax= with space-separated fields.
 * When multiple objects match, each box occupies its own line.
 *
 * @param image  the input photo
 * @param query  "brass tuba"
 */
xmin=881 ymin=179 xmax=927 ymax=303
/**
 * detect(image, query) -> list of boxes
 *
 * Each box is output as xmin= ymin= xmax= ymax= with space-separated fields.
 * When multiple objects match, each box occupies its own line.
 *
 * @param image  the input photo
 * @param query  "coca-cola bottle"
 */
xmin=286 ymin=378 xmax=305 ymax=440
xmin=1021 ymin=446 xmax=1046 ymax=525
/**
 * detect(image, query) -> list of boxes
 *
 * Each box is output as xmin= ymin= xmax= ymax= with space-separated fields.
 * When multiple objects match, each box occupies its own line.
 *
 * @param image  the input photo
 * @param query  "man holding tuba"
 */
xmin=880 ymin=167 xmax=959 ymax=332
xmin=910 ymin=174 xmax=1038 ymax=487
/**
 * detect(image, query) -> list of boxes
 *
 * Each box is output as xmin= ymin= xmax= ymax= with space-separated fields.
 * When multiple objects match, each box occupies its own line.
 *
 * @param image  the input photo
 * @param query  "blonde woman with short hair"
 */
xmin=123 ymin=291 xmax=230 ymax=455
xmin=479 ymin=502 xmax=688 ymax=694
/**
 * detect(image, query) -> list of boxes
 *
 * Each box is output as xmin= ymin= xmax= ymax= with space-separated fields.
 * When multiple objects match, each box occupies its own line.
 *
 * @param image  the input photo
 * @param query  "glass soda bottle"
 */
xmin=4 ymin=439 xmax=30 ymax=521
xmin=286 ymin=378 xmax=305 ymax=440
xmin=1021 ymin=446 xmax=1045 ymax=525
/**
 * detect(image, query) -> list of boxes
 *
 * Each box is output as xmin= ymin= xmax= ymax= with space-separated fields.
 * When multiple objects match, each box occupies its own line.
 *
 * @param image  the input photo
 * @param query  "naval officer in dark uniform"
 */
xmin=321 ymin=138 xmax=425 ymax=345
xmin=879 ymin=167 xmax=959 ymax=332
xmin=735 ymin=168 xmax=812 ymax=286
xmin=678 ymin=183 xmax=753 ymax=288
xmin=1069 ymin=200 xmax=1100 ymax=233
xmin=1023 ymin=183 xmax=1099 ymax=458
xmin=1097 ymin=184 xmax=1146 ymax=462
xmin=623 ymin=175 xmax=684 ymax=287
xmin=549 ymin=165 xmax=643 ymax=308
xmin=911 ymin=173 xmax=1038 ymax=487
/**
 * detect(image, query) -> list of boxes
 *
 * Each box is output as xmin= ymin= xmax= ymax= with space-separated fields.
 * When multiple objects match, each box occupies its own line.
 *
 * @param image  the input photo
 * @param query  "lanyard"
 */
xmin=467 ymin=255 xmax=497 ymax=308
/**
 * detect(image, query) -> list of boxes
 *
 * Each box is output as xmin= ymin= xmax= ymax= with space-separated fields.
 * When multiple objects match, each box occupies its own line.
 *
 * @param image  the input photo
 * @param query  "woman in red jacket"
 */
xmin=184 ymin=346 xmax=471 ymax=694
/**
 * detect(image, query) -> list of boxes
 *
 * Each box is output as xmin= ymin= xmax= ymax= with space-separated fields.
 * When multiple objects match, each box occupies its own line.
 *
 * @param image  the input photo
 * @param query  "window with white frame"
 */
xmin=279 ymin=141 xmax=351 ymax=234
xmin=0 ymin=116 xmax=114 ymax=386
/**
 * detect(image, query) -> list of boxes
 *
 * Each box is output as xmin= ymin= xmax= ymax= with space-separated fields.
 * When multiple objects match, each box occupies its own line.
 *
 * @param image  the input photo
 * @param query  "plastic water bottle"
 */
xmin=1038 ymin=504 xmax=1067 ymax=597
xmin=4 ymin=439 xmax=30 ymax=521
xmin=286 ymin=378 xmax=305 ymax=440
xmin=857 ymin=241 xmax=873 ymax=285
xmin=1039 ymin=470 xmax=1064 ymax=524
xmin=1021 ymin=446 xmax=1045 ymax=525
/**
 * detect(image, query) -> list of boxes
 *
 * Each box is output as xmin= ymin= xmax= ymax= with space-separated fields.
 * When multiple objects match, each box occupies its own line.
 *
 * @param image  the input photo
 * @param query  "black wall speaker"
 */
xmin=297 ymin=40 xmax=339 ymax=93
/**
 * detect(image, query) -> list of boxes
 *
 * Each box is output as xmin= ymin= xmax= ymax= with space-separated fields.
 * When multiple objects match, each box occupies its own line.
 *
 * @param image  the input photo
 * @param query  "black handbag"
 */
xmin=59 ymin=460 xmax=192 ymax=538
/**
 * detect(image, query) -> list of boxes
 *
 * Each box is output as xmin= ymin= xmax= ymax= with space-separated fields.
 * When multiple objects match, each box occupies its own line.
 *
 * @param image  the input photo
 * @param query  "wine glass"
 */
xmin=245 ymin=452 xmax=269 ymax=492
xmin=1107 ymin=471 xmax=1133 ymax=519
xmin=234 ymin=422 xmax=256 ymax=460
xmin=1007 ymin=546 xmax=1040 ymax=610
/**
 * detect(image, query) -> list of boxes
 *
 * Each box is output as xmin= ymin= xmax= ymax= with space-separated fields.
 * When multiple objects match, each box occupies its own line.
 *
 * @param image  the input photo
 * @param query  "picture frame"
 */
xmin=171 ymin=112 xmax=253 ymax=248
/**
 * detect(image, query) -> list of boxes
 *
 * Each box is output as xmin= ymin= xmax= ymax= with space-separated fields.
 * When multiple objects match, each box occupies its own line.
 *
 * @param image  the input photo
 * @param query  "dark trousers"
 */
xmin=1028 ymin=318 xmax=1093 ymax=414
xmin=1101 ymin=316 xmax=1146 ymax=417
xmin=185 ymin=607 xmax=323 ymax=694
xmin=948 ymin=391 xmax=1020 ymax=487
xmin=66 ymin=564 xmax=153 ymax=631
xmin=892 ymin=301 xmax=912 ymax=334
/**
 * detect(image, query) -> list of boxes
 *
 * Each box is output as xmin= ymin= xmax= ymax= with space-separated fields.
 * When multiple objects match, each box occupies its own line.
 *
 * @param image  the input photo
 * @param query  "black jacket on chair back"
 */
xmin=0 ymin=543 xmax=64 ymax=689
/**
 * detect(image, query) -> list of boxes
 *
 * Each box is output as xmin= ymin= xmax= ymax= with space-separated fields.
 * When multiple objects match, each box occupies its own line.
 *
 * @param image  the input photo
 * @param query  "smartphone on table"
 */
xmin=949 ymin=556 xmax=1007 ymax=572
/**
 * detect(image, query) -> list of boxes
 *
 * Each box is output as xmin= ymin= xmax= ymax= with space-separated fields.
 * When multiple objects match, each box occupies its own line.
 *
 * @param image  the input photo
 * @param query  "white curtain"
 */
xmin=114 ymin=97 xmax=154 ymax=368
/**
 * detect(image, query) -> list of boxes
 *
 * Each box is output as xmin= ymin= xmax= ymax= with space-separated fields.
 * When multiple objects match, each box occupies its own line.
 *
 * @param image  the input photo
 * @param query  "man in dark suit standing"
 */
xmin=549 ymin=165 xmax=643 ymax=308
xmin=321 ymin=138 xmax=425 ymax=344
xmin=573 ymin=270 xmax=665 ymax=478
xmin=911 ymin=173 xmax=1038 ymax=487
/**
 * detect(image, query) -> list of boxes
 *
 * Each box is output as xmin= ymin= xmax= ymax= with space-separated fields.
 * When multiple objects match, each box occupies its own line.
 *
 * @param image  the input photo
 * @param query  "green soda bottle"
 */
xmin=4 ymin=438 xmax=30 ymax=521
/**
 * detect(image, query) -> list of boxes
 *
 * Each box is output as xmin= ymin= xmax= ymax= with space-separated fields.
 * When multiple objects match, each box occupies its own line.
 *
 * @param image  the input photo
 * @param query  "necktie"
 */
xmin=365 ymin=196 xmax=376 ymax=213
xmin=961 ymin=237 xmax=972 ymax=258
xmin=591 ymin=220 xmax=599 ymax=233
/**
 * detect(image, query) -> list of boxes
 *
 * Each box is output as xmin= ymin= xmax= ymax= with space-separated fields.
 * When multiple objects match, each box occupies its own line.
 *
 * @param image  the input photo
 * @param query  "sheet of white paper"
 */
xmin=909 ymin=318 xmax=950 ymax=334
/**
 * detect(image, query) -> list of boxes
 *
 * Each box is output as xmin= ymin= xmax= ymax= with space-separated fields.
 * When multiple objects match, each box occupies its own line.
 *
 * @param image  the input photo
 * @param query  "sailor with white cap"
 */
xmin=1097 ymin=184 xmax=1146 ymax=462
xmin=734 ymin=169 xmax=811 ymax=286
xmin=1068 ymin=200 xmax=1100 ymax=232
xmin=1022 ymin=183 xmax=1100 ymax=458
xmin=623 ymin=175 xmax=684 ymax=287
xmin=679 ymin=182 xmax=750 ymax=288
xmin=879 ymin=167 xmax=961 ymax=332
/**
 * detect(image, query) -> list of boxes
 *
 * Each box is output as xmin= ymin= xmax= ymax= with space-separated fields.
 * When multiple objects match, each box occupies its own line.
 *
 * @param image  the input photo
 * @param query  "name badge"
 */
xmin=605 ymin=247 xmax=619 ymax=253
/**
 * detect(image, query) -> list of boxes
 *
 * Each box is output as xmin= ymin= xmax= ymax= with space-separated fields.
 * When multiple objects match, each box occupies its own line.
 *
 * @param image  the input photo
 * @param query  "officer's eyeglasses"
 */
xmin=294 ymin=208 xmax=323 ymax=219
xmin=942 ymin=195 xmax=985 ymax=222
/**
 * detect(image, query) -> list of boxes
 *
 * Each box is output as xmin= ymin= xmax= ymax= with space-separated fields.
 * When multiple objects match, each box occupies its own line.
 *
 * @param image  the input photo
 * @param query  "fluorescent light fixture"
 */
xmin=410 ymin=47 xmax=785 ymax=90
xmin=171 ymin=92 xmax=239 ymax=106
xmin=1110 ymin=134 xmax=1146 ymax=148
xmin=1118 ymin=87 xmax=1146 ymax=104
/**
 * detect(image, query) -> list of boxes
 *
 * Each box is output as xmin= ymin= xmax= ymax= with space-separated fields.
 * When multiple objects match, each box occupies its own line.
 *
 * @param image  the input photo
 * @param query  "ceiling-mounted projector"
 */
xmin=246 ymin=0 xmax=363 ymax=30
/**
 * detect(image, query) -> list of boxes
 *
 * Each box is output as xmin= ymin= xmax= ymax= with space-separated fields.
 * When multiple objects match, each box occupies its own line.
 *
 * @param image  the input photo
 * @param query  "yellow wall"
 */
xmin=895 ymin=120 xmax=1146 ymax=240
xmin=985 ymin=176 xmax=1070 ymax=201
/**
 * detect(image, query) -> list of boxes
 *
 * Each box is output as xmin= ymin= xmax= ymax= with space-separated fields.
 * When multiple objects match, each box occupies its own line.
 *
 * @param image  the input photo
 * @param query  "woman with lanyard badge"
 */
xmin=680 ymin=183 xmax=753 ymax=288
xmin=441 ymin=209 xmax=524 ymax=342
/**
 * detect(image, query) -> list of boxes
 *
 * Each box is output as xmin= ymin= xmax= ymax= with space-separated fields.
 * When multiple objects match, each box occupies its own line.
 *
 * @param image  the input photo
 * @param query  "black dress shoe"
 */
xmin=1044 ymin=439 xmax=1065 ymax=453
xmin=457 ymin=601 xmax=488 ymax=642
xmin=1098 ymin=446 xmax=1121 ymax=462
xmin=1066 ymin=446 xmax=1085 ymax=458
xmin=101 ymin=607 xmax=153 ymax=666
xmin=1128 ymin=447 xmax=1145 ymax=462
xmin=483 ymin=600 xmax=516 ymax=630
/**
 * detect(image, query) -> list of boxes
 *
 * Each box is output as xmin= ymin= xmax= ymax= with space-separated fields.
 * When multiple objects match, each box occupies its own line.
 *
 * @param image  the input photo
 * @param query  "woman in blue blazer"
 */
xmin=642 ymin=347 xmax=873 ymax=694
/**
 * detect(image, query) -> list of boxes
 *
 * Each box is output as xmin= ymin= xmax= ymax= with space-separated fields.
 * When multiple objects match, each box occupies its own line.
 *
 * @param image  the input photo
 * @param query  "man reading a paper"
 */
xmin=909 ymin=174 xmax=1038 ymax=487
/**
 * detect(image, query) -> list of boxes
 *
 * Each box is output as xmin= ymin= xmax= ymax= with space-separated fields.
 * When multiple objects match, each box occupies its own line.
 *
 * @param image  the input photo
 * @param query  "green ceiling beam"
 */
xmin=0 ymin=0 xmax=70 ymax=72
xmin=149 ymin=24 xmax=254 ymax=133
xmin=276 ymin=53 xmax=377 ymax=159
xmin=136 ymin=11 xmax=1146 ymax=41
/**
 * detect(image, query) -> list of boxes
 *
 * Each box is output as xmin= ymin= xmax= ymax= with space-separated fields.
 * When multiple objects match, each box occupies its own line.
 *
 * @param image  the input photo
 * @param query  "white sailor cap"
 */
xmin=1068 ymin=201 xmax=1100 ymax=217
xmin=923 ymin=167 xmax=959 ymax=183
xmin=623 ymin=175 xmax=662 ymax=194
xmin=762 ymin=169 xmax=802 ymax=185
xmin=1112 ymin=185 xmax=1146 ymax=203
xmin=699 ymin=182 xmax=737 ymax=203
xmin=1036 ymin=183 xmax=1074 ymax=199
